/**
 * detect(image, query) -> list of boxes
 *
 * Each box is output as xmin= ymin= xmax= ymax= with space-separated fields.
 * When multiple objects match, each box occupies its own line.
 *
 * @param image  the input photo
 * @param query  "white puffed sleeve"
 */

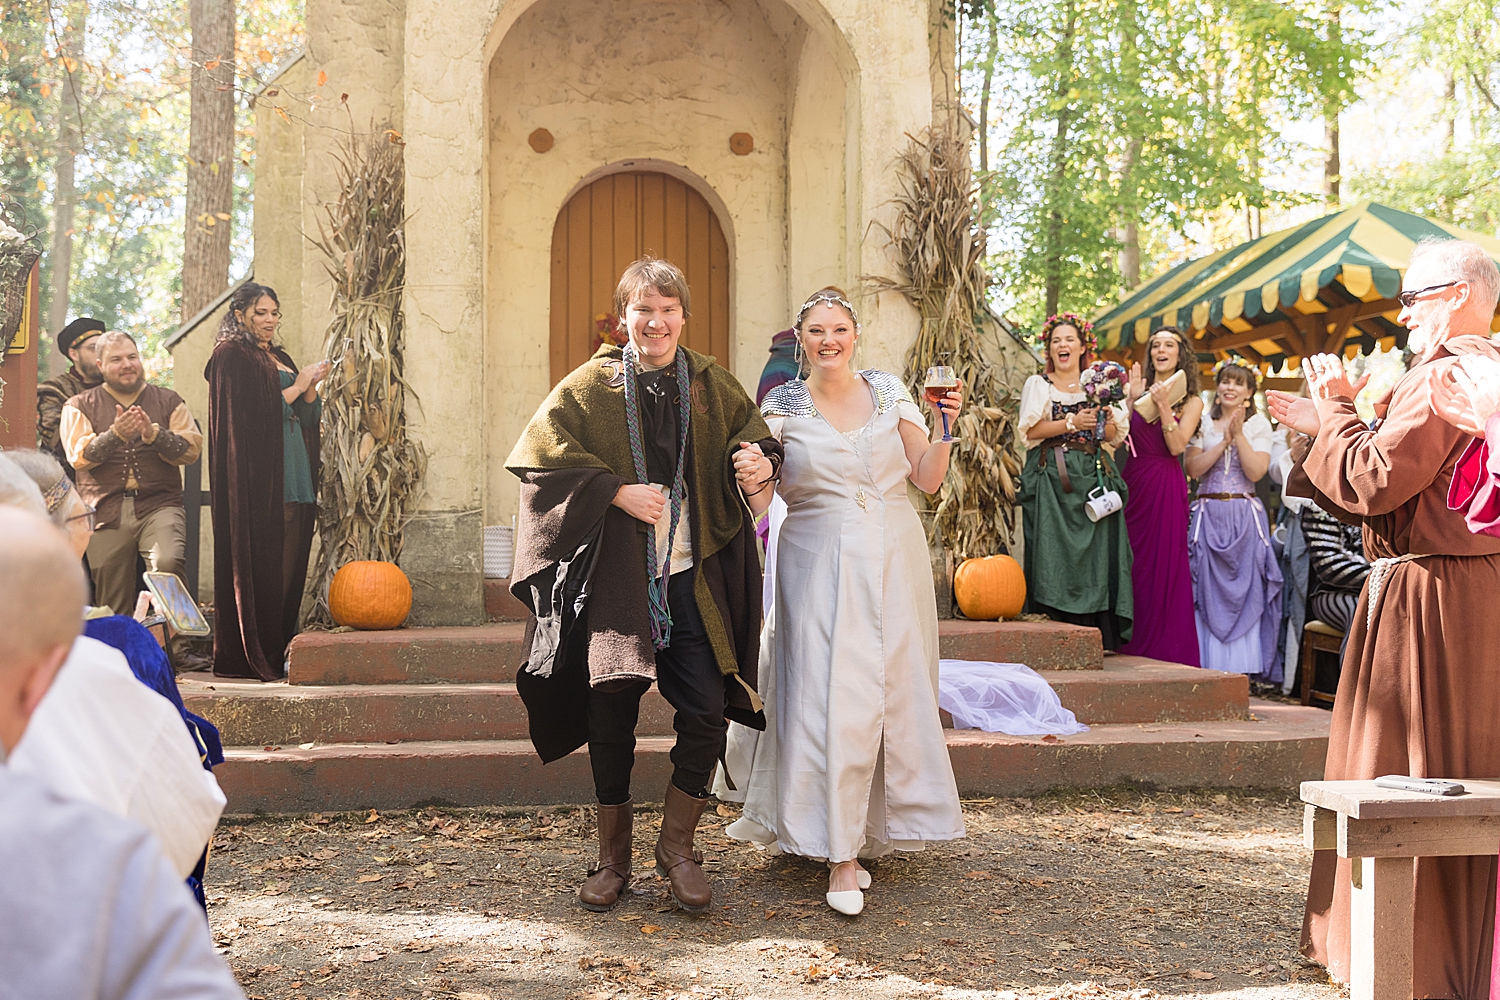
xmin=1244 ymin=412 xmax=1274 ymax=456
xmin=1107 ymin=401 xmax=1130 ymax=445
xmin=1269 ymin=427 xmax=1289 ymax=485
xmin=1018 ymin=374 xmax=1051 ymax=449
xmin=764 ymin=415 xmax=786 ymax=442
xmin=896 ymin=399 xmax=928 ymax=433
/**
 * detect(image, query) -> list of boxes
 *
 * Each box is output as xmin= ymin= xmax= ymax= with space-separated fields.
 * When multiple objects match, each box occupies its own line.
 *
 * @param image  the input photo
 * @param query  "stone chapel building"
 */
xmin=170 ymin=0 xmax=1020 ymax=625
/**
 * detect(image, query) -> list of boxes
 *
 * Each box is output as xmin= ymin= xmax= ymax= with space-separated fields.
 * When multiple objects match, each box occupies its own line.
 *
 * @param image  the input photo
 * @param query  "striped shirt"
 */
xmin=1301 ymin=507 xmax=1370 ymax=593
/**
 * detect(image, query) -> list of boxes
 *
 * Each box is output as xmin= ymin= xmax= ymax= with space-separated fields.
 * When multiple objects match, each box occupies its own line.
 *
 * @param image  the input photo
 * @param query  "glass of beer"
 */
xmin=924 ymin=365 xmax=958 ymax=442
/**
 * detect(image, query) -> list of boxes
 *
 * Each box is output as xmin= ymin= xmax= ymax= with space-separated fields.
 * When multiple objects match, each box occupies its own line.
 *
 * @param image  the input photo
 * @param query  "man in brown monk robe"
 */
xmin=1269 ymin=237 xmax=1500 ymax=1000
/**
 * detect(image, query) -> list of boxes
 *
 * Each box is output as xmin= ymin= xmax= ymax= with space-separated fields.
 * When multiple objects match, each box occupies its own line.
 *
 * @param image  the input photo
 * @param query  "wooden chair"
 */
xmin=1300 ymin=619 xmax=1344 ymax=707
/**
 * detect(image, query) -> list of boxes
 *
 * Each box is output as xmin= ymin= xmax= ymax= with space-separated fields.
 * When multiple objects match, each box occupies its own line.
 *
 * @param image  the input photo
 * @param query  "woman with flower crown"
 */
xmin=718 ymin=287 xmax=966 ymax=918
xmin=1183 ymin=359 xmax=1282 ymax=678
xmin=1017 ymin=314 xmax=1134 ymax=650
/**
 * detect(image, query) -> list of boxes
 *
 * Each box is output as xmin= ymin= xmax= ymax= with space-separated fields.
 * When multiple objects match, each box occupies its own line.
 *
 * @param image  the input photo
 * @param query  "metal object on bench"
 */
xmin=1302 ymin=778 xmax=1500 ymax=1000
xmin=1300 ymin=619 xmax=1344 ymax=707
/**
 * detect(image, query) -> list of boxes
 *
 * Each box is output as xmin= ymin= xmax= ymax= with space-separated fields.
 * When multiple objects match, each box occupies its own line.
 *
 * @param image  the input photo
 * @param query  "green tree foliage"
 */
xmin=964 ymin=0 xmax=1369 ymax=330
xmin=1347 ymin=0 xmax=1500 ymax=233
xmin=0 ymin=0 xmax=302 ymax=383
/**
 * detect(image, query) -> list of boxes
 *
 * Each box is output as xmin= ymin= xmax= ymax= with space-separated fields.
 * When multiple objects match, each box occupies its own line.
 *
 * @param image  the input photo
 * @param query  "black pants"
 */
xmin=587 ymin=568 xmax=727 ymax=804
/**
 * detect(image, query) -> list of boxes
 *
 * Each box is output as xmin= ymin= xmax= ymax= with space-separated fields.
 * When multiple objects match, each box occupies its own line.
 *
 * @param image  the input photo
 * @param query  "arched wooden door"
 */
xmin=549 ymin=171 xmax=730 ymax=385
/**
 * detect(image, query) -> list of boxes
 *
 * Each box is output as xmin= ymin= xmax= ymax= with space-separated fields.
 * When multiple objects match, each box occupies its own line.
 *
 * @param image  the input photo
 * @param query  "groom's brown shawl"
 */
xmin=505 ymin=345 xmax=776 ymax=762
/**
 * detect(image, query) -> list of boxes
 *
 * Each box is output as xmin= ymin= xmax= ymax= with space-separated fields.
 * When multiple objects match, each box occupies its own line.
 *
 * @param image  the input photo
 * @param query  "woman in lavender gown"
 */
xmin=1184 ymin=360 xmax=1283 ymax=679
xmin=1120 ymin=328 xmax=1202 ymax=666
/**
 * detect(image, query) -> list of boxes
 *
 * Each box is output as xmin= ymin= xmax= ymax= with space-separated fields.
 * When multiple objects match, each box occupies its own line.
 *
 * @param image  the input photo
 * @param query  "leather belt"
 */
xmin=1196 ymin=492 xmax=1254 ymax=500
xmin=1052 ymin=447 xmax=1074 ymax=494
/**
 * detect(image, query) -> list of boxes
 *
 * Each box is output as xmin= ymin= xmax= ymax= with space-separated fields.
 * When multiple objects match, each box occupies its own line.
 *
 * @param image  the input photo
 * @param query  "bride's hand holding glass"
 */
xmin=924 ymin=376 xmax=964 ymax=441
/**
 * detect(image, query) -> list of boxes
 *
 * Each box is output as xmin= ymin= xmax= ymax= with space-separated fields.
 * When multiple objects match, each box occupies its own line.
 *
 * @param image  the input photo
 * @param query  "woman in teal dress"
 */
xmin=206 ymin=282 xmax=329 ymax=679
xmin=1017 ymin=313 xmax=1133 ymax=650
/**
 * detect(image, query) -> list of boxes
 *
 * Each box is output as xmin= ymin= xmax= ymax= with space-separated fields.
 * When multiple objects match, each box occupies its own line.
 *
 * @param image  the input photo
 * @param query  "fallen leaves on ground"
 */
xmin=208 ymin=790 xmax=1337 ymax=999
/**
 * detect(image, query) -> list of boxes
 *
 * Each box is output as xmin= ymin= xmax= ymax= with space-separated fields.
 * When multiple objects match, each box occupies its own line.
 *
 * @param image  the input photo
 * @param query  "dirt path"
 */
xmin=209 ymin=789 xmax=1344 ymax=1000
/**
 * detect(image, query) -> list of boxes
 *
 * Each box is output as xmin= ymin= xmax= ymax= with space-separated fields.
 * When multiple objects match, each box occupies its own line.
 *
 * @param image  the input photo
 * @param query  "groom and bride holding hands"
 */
xmin=507 ymin=258 xmax=965 ymax=918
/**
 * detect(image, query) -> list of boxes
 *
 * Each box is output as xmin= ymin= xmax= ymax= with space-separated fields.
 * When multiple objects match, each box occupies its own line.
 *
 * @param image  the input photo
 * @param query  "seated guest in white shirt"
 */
xmin=0 ymin=454 xmax=226 ymax=880
xmin=0 ymin=507 xmax=244 ymax=1000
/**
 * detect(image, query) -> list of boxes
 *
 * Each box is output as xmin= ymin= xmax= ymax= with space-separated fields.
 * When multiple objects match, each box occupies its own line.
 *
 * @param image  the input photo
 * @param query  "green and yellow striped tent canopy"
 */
xmin=1093 ymin=201 xmax=1500 ymax=365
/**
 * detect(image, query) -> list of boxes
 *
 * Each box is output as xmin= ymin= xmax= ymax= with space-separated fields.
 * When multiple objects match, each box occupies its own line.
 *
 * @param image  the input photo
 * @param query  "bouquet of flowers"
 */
xmin=1080 ymin=360 xmax=1127 ymax=441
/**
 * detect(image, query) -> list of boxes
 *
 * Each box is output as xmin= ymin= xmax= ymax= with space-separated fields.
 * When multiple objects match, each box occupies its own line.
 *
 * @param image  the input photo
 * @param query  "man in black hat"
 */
xmin=36 ymin=318 xmax=106 ymax=477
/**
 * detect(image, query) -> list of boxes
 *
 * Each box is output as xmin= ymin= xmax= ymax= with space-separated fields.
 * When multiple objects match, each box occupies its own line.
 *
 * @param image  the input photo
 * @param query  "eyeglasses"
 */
xmin=1398 ymin=281 xmax=1460 ymax=308
xmin=66 ymin=503 xmax=97 ymax=532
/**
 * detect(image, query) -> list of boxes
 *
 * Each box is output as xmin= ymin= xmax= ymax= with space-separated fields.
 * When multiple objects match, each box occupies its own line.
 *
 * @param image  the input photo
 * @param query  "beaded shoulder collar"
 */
xmin=761 ymin=370 xmax=912 ymax=418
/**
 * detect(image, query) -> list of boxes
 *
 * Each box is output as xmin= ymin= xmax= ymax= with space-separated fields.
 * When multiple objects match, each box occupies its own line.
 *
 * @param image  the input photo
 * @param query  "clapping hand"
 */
xmin=298 ymin=360 xmax=333 ymax=392
xmin=1127 ymin=363 xmax=1146 ymax=406
xmin=1430 ymin=357 xmax=1500 ymax=436
xmin=1267 ymin=391 xmax=1320 ymax=436
xmin=1227 ymin=406 xmax=1245 ymax=440
xmin=111 ymin=404 xmax=152 ymax=443
xmin=1304 ymin=353 xmax=1369 ymax=405
xmin=1147 ymin=379 xmax=1174 ymax=412
xmin=733 ymin=441 xmax=772 ymax=490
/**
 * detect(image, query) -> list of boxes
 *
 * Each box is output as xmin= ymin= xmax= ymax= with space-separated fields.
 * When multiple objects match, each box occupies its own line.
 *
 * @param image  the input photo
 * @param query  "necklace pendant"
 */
xmin=855 ymin=488 xmax=867 ymax=510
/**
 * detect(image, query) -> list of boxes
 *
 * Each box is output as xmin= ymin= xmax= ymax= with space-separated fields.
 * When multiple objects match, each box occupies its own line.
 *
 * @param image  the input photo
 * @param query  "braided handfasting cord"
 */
xmin=622 ymin=344 xmax=693 ymax=650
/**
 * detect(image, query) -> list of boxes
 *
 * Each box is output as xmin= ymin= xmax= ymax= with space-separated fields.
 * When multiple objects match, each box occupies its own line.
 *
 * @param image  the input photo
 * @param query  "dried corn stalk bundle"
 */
xmin=867 ymin=127 xmax=1022 ymax=560
xmin=305 ymin=131 xmax=426 ymax=624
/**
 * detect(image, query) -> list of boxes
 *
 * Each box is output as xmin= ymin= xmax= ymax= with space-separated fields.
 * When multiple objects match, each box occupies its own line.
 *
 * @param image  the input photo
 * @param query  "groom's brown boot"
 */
xmin=579 ymin=799 xmax=633 ymax=912
xmin=654 ymin=783 xmax=712 ymax=912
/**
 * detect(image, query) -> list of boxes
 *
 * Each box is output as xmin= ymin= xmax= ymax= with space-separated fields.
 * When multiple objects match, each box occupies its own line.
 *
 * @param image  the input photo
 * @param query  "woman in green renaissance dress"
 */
xmin=1016 ymin=313 xmax=1134 ymax=650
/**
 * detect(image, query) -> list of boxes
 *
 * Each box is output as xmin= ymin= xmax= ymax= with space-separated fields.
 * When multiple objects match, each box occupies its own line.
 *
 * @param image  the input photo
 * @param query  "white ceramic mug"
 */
xmin=1085 ymin=486 xmax=1123 ymax=522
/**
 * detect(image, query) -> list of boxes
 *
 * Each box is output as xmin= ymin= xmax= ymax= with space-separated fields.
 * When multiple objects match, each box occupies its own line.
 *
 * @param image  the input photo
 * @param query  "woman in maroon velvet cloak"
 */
xmin=206 ymin=282 xmax=328 ymax=680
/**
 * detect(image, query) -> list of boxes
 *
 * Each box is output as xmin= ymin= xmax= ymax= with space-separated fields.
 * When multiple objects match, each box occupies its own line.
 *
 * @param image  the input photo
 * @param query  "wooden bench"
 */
xmin=1302 ymin=778 xmax=1500 ymax=1000
xmin=1299 ymin=619 xmax=1343 ymax=707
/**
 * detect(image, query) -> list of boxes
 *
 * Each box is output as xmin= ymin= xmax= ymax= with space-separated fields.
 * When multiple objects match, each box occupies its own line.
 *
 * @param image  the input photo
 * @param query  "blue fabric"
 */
xmin=82 ymin=616 xmax=224 ymax=768
xmin=279 ymin=369 xmax=320 ymax=504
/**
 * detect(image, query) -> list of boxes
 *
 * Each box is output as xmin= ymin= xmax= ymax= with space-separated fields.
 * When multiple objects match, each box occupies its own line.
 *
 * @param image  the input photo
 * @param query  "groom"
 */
xmin=506 ymin=258 xmax=778 ymax=913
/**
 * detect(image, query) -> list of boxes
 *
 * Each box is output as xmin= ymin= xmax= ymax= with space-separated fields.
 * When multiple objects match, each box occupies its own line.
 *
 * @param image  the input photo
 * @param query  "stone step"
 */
xmin=286 ymin=619 xmax=1105 ymax=686
xmin=182 ymin=658 xmax=1243 ymax=746
xmin=213 ymin=700 xmax=1330 ymax=814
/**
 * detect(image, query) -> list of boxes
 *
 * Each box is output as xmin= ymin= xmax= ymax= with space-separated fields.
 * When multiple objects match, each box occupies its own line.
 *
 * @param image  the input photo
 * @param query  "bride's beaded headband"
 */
xmin=795 ymin=292 xmax=860 ymax=329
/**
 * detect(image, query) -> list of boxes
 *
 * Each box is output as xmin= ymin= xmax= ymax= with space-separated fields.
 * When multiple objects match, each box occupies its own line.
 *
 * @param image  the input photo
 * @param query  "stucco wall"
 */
xmin=252 ymin=57 xmax=311 ymax=364
xmin=299 ymin=0 xmax=407 ymax=387
xmin=482 ymin=0 xmax=801 ymax=524
xmin=242 ymin=0 xmax=941 ymax=622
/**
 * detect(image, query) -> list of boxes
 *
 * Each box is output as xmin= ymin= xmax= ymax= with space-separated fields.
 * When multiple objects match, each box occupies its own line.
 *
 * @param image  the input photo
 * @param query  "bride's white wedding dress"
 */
xmin=715 ymin=371 xmax=963 ymax=862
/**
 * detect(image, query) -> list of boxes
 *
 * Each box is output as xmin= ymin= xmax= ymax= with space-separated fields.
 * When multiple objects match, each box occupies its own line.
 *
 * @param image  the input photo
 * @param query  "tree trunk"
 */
xmin=1042 ymin=0 xmax=1079 ymax=318
xmin=1323 ymin=114 xmax=1339 ymax=208
xmin=1322 ymin=4 xmax=1341 ymax=210
xmin=1116 ymin=136 xmax=1142 ymax=292
xmin=182 ymin=0 xmax=236 ymax=321
xmin=1114 ymin=0 xmax=1142 ymax=293
xmin=978 ymin=15 xmax=997 ymax=173
xmin=1443 ymin=72 xmax=1456 ymax=155
xmin=46 ymin=1 xmax=87 ymax=377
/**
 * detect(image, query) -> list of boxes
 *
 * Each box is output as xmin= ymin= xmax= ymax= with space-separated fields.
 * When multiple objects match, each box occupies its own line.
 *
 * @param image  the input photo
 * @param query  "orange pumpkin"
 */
xmin=953 ymin=554 xmax=1026 ymax=621
xmin=329 ymin=560 xmax=413 ymax=630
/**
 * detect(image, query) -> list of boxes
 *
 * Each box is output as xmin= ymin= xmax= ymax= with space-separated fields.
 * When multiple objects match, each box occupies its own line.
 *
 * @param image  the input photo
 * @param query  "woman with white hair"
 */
xmin=0 ymin=449 xmax=226 ymax=899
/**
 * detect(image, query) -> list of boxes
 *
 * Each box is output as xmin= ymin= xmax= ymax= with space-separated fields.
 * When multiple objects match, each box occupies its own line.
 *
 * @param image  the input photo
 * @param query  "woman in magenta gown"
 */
xmin=1120 ymin=327 xmax=1203 ymax=666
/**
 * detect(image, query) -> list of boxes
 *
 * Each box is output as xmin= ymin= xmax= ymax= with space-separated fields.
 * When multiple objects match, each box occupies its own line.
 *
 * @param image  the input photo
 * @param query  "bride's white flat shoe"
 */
xmin=825 ymin=889 xmax=864 ymax=915
xmin=827 ymin=861 xmax=871 ymax=890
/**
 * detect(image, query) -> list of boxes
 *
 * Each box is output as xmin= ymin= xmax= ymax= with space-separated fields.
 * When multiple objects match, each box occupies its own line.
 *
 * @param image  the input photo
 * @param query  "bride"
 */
xmin=720 ymin=287 xmax=965 ymax=916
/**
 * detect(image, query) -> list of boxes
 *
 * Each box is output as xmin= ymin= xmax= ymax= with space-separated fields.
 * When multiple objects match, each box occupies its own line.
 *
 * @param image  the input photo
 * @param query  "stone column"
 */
xmin=395 ymin=0 xmax=500 ymax=624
